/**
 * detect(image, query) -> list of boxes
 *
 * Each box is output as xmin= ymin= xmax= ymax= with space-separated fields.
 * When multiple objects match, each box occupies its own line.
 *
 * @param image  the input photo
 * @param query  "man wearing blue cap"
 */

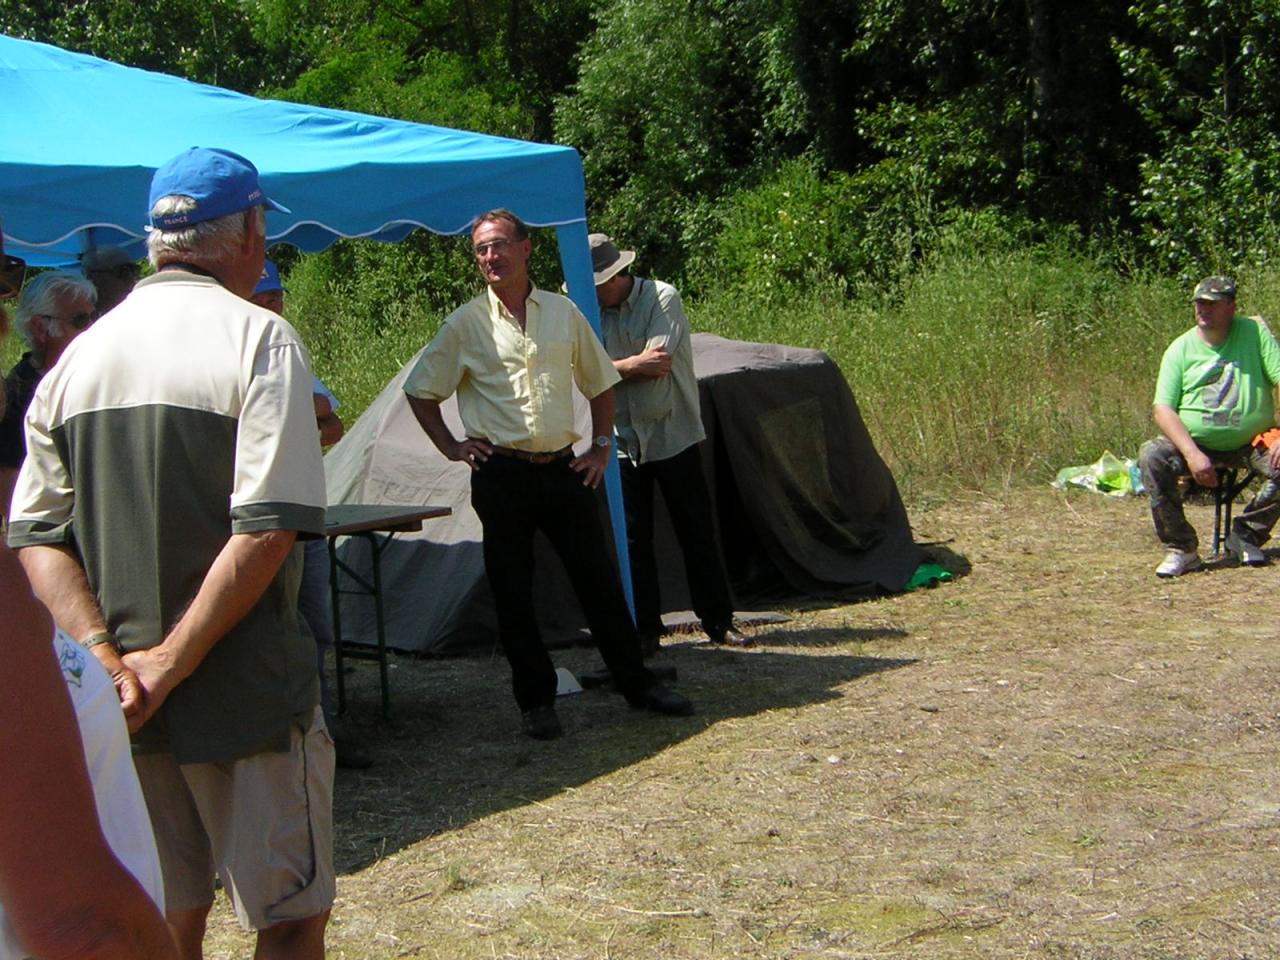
xmin=8 ymin=147 xmax=334 ymax=959
xmin=1138 ymin=275 xmax=1280 ymax=577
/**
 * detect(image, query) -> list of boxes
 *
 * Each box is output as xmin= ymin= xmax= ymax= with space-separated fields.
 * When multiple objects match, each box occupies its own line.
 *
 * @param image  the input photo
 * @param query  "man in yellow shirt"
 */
xmin=404 ymin=210 xmax=694 ymax=740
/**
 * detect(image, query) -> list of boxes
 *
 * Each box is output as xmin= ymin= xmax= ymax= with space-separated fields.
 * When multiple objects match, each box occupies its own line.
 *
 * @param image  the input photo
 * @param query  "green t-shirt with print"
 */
xmin=1153 ymin=316 xmax=1280 ymax=451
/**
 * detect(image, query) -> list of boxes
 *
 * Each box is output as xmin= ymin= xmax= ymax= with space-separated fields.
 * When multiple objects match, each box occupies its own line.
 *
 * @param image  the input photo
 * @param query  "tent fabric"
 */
xmin=0 ymin=35 xmax=590 ymax=266
xmin=325 ymin=333 xmax=920 ymax=655
xmin=692 ymin=335 xmax=920 ymax=599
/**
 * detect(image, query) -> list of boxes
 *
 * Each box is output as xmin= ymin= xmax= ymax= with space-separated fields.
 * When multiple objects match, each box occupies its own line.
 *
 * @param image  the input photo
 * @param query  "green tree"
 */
xmin=251 ymin=0 xmax=593 ymax=138
xmin=559 ymin=0 xmax=1150 ymax=293
xmin=844 ymin=0 xmax=1147 ymax=228
xmin=1118 ymin=0 xmax=1280 ymax=276
xmin=557 ymin=0 xmax=807 ymax=282
xmin=0 ymin=0 xmax=273 ymax=90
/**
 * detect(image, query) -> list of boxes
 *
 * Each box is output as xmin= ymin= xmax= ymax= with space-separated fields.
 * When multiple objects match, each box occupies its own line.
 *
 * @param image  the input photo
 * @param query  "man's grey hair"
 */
xmin=471 ymin=208 xmax=529 ymax=241
xmin=146 ymin=197 xmax=266 ymax=269
xmin=14 ymin=270 xmax=97 ymax=349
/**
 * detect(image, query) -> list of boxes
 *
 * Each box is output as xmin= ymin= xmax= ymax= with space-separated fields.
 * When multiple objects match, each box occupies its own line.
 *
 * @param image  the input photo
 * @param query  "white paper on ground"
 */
xmin=555 ymin=666 xmax=583 ymax=696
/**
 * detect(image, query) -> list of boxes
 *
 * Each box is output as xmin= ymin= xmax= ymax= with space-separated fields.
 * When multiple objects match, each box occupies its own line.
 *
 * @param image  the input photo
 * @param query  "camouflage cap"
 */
xmin=1192 ymin=276 xmax=1236 ymax=302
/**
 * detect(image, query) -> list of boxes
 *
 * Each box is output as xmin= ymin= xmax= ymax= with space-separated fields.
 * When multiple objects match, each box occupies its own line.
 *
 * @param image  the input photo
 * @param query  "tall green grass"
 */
xmin=693 ymin=243 xmax=1250 ymax=502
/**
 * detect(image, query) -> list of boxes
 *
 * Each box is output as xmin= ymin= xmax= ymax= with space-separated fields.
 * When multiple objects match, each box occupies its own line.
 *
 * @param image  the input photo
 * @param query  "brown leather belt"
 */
xmin=484 ymin=444 xmax=574 ymax=465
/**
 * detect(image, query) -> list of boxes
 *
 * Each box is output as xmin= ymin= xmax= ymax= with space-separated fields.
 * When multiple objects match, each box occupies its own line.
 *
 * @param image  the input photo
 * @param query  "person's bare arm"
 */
xmin=17 ymin=542 xmax=144 ymax=728
xmin=406 ymin=395 xmax=492 ymax=470
xmin=122 ymin=528 xmax=297 ymax=727
xmin=0 ymin=546 xmax=177 ymax=960
xmin=613 ymin=347 xmax=672 ymax=381
xmin=570 ymin=389 xmax=616 ymax=489
xmin=313 ymin=393 xmax=345 ymax=447
xmin=1153 ymin=403 xmax=1216 ymax=487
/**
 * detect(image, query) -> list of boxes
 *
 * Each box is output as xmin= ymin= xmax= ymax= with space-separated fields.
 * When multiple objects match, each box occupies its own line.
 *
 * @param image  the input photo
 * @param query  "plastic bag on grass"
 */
xmin=1052 ymin=450 xmax=1143 ymax=497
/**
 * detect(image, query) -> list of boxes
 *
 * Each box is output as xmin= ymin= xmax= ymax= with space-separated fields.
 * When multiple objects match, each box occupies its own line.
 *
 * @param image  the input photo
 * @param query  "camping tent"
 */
xmin=0 ymin=33 xmax=633 ymax=587
xmin=326 ymin=333 xmax=921 ymax=655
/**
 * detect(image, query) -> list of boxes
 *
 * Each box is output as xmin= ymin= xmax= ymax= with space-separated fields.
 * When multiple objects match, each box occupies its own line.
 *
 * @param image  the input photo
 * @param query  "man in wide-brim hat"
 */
xmin=591 ymin=232 xmax=749 ymax=652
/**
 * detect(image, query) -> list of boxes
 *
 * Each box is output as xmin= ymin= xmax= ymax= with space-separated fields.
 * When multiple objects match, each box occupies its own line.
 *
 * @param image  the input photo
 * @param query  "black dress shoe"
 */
xmin=629 ymin=683 xmax=695 ymax=717
xmin=521 ymin=705 xmax=564 ymax=740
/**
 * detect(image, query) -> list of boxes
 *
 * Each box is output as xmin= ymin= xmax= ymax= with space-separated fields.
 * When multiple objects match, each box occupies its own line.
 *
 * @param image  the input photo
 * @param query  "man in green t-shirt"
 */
xmin=1138 ymin=276 xmax=1280 ymax=577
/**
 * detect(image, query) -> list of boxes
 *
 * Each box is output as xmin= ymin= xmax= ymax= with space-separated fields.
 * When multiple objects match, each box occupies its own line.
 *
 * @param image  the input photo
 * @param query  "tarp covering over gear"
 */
xmin=326 ymin=333 xmax=921 ymax=655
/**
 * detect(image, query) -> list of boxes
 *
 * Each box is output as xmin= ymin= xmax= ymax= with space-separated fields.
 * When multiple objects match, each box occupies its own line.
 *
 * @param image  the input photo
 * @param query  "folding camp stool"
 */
xmin=1211 ymin=466 xmax=1258 ymax=558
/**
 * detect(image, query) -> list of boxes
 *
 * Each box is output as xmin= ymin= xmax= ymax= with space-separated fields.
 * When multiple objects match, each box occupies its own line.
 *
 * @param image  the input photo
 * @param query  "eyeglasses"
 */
xmin=37 ymin=310 xmax=97 ymax=331
xmin=473 ymin=239 xmax=513 ymax=258
xmin=0 ymin=254 xmax=26 ymax=300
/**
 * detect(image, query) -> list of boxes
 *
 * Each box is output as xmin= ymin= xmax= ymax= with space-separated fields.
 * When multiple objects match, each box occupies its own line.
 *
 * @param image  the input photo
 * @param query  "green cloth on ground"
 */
xmin=905 ymin=562 xmax=953 ymax=590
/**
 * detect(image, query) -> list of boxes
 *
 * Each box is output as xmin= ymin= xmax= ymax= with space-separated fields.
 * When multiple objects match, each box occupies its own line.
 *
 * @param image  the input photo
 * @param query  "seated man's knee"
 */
xmin=1138 ymin=438 xmax=1183 ymax=488
xmin=1138 ymin=437 xmax=1174 ymax=470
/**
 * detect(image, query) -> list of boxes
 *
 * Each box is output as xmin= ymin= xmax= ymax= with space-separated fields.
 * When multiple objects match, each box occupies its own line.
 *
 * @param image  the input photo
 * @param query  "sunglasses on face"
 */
xmin=0 ymin=254 xmax=26 ymax=300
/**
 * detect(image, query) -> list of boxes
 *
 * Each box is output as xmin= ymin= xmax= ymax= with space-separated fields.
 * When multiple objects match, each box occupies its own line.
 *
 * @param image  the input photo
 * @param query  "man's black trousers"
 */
xmin=470 ymin=454 xmax=656 ymax=711
xmin=619 ymin=443 xmax=735 ymax=640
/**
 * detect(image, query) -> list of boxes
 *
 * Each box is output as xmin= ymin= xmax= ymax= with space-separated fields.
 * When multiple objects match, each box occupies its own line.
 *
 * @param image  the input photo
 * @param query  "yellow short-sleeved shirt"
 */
xmin=405 ymin=285 xmax=620 ymax=452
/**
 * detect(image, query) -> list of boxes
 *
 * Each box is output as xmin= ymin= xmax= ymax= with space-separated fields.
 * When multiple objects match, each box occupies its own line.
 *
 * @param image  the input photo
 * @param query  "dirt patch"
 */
xmin=205 ymin=487 xmax=1280 ymax=959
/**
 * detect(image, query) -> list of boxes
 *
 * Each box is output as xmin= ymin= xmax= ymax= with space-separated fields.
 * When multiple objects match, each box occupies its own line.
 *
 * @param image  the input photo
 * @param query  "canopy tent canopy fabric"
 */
xmin=0 ymin=34 xmax=591 ymax=264
xmin=0 ymin=33 xmax=637 ymax=598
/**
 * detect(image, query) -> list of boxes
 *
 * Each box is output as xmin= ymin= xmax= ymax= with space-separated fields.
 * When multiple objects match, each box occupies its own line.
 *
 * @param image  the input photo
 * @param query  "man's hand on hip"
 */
xmin=448 ymin=437 xmax=492 ymax=471
xmin=570 ymin=445 xmax=610 ymax=488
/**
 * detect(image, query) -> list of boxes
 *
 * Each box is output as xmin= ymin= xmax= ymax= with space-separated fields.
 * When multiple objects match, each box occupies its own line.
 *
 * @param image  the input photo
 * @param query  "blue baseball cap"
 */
xmin=253 ymin=258 xmax=286 ymax=296
xmin=149 ymin=147 xmax=289 ymax=230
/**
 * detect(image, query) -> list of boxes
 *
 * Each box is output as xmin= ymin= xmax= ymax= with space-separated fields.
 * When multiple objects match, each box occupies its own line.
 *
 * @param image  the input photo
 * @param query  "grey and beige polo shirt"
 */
xmin=7 ymin=271 xmax=326 ymax=764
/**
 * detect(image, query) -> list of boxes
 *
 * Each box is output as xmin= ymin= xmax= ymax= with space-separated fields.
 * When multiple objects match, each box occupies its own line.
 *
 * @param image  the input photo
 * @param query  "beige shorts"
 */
xmin=134 ymin=705 xmax=336 ymax=930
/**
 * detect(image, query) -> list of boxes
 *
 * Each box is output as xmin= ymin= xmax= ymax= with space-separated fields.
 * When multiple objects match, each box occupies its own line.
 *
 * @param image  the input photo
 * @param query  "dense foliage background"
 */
xmin=6 ymin=0 xmax=1280 ymax=494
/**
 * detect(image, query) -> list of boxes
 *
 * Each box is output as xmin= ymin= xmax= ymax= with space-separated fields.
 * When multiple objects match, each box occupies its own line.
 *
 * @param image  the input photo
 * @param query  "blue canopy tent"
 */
xmin=0 ymin=33 xmax=635 ymax=607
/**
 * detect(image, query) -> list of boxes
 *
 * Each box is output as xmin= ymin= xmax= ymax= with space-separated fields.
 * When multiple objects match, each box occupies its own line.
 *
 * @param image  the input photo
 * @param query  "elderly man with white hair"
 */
xmin=7 ymin=147 xmax=333 ymax=960
xmin=0 ymin=270 xmax=97 ymax=517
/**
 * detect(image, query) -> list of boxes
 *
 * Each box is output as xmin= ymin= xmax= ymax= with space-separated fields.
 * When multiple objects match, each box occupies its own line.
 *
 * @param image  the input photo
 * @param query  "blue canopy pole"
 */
xmin=556 ymin=220 xmax=636 ymax=618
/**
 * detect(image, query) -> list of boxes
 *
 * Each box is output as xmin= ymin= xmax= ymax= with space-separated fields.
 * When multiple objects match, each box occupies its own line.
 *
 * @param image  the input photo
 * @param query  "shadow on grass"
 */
xmin=745 ymin=623 xmax=909 ymax=647
xmin=330 ymin=640 xmax=916 ymax=873
xmin=919 ymin=540 xmax=972 ymax=579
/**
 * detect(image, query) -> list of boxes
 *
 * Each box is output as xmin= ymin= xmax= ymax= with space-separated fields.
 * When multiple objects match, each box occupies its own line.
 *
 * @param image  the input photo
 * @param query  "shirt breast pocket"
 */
xmin=531 ymin=338 xmax=573 ymax=383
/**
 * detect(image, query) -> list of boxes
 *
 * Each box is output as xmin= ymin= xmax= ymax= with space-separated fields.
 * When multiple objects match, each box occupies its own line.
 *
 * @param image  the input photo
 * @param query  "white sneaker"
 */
xmin=1225 ymin=531 xmax=1267 ymax=566
xmin=1155 ymin=548 xmax=1202 ymax=578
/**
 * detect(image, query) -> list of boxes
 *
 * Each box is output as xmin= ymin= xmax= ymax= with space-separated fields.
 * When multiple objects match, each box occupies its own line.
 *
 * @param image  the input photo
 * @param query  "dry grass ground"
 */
xmin=206 ymin=487 xmax=1280 ymax=959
